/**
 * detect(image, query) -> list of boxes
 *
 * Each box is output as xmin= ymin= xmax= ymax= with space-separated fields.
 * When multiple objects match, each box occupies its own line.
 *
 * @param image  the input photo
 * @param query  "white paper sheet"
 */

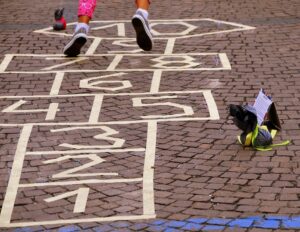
xmin=253 ymin=89 xmax=273 ymax=125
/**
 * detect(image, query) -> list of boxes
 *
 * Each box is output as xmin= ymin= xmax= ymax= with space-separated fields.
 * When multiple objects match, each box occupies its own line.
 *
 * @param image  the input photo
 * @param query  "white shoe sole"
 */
xmin=63 ymin=33 xmax=87 ymax=57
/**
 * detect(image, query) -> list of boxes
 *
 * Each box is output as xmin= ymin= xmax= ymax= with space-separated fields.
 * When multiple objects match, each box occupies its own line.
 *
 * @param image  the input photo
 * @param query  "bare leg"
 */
xmin=136 ymin=0 xmax=150 ymax=10
xmin=78 ymin=15 xmax=91 ymax=24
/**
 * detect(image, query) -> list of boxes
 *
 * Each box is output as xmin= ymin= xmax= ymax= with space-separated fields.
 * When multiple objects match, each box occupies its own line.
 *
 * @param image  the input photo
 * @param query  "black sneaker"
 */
xmin=63 ymin=28 xmax=87 ymax=57
xmin=131 ymin=12 xmax=153 ymax=51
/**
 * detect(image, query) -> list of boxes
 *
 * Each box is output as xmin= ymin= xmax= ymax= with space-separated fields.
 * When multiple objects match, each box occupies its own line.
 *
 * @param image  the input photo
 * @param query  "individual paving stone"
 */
xmin=92 ymin=225 xmax=114 ymax=232
xmin=164 ymin=228 xmax=182 ymax=232
xmin=164 ymin=220 xmax=186 ymax=228
xmin=187 ymin=217 xmax=208 ymax=224
xmin=202 ymin=225 xmax=225 ymax=231
xmin=13 ymin=228 xmax=37 ymax=232
xmin=253 ymin=219 xmax=281 ymax=229
xmin=146 ymin=225 xmax=166 ymax=232
xmin=150 ymin=219 xmax=168 ymax=226
xmin=57 ymin=225 xmax=81 ymax=232
xmin=207 ymin=218 xmax=232 ymax=225
xmin=228 ymin=218 xmax=254 ymax=228
xmin=244 ymin=229 xmax=270 ymax=232
xmin=181 ymin=222 xmax=203 ymax=231
xmin=130 ymin=223 xmax=149 ymax=231
xmin=110 ymin=221 xmax=131 ymax=228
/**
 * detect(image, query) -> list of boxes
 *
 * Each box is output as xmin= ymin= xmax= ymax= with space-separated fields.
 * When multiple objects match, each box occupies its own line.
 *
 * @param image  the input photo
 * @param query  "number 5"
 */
xmin=132 ymin=95 xmax=194 ymax=119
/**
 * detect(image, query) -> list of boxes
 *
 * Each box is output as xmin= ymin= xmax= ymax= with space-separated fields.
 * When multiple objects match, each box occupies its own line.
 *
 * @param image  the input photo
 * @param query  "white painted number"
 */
xmin=132 ymin=96 xmax=194 ymax=119
xmin=44 ymin=188 xmax=90 ymax=213
xmin=2 ymin=100 xmax=59 ymax=121
xmin=43 ymin=154 xmax=118 ymax=178
xmin=152 ymin=55 xmax=199 ymax=69
xmin=51 ymin=126 xmax=125 ymax=149
xmin=80 ymin=72 xmax=132 ymax=91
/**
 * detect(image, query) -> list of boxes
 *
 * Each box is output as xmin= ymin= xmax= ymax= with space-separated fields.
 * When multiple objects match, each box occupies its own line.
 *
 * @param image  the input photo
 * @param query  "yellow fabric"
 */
xmin=270 ymin=129 xmax=277 ymax=138
xmin=237 ymin=125 xmax=290 ymax=151
xmin=237 ymin=132 xmax=252 ymax=146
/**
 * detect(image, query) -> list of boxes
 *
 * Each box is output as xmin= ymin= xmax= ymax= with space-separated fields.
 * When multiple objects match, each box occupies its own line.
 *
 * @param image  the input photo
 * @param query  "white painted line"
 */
xmin=85 ymin=38 xmax=102 ymax=55
xmin=50 ymin=72 xmax=64 ymax=95
xmin=0 ymin=117 xmax=217 ymax=126
xmin=91 ymin=23 xmax=125 ymax=37
xmin=143 ymin=121 xmax=157 ymax=215
xmin=0 ymin=117 xmax=219 ymax=127
xmin=150 ymin=70 xmax=162 ymax=93
xmin=26 ymin=148 xmax=145 ymax=155
xmin=0 ymin=54 xmax=13 ymax=73
xmin=7 ymin=53 xmax=222 ymax=57
xmin=164 ymin=38 xmax=176 ymax=54
xmin=89 ymin=95 xmax=104 ymax=123
xmin=203 ymin=18 xmax=256 ymax=30
xmin=106 ymin=55 xmax=123 ymax=71
xmin=2 ymin=214 xmax=155 ymax=228
xmin=203 ymin=90 xmax=220 ymax=120
xmin=218 ymin=53 xmax=231 ymax=70
xmin=2 ymin=67 xmax=231 ymax=74
xmin=108 ymin=49 xmax=142 ymax=54
xmin=2 ymin=100 xmax=26 ymax=112
xmin=151 ymin=22 xmax=197 ymax=36
xmin=0 ymin=89 xmax=213 ymax=98
xmin=42 ymin=57 xmax=88 ymax=71
xmin=19 ymin=178 xmax=143 ymax=187
xmin=0 ymin=124 xmax=32 ymax=225
xmin=45 ymin=103 xmax=59 ymax=121
xmin=46 ymin=57 xmax=68 ymax=60
xmin=35 ymin=18 xmax=255 ymax=24
xmin=160 ymin=28 xmax=255 ymax=40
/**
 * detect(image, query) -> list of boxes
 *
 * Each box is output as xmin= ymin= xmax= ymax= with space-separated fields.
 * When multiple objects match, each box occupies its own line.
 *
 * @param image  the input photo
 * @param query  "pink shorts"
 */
xmin=78 ymin=0 xmax=151 ymax=18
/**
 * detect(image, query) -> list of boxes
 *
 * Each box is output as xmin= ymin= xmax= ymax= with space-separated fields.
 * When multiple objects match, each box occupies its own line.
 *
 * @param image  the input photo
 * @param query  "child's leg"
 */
xmin=63 ymin=0 xmax=97 ymax=56
xmin=135 ymin=0 xmax=150 ymax=10
xmin=132 ymin=0 xmax=153 ymax=51
xmin=78 ymin=0 xmax=97 ymax=23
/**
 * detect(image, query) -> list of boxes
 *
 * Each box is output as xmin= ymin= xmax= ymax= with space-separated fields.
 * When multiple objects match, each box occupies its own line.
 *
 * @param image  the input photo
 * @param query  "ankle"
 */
xmin=75 ymin=23 xmax=89 ymax=33
xmin=136 ymin=8 xmax=149 ymax=20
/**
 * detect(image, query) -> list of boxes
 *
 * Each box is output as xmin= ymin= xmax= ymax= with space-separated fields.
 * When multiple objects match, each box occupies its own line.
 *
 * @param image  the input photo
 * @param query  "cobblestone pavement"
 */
xmin=0 ymin=0 xmax=300 ymax=231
